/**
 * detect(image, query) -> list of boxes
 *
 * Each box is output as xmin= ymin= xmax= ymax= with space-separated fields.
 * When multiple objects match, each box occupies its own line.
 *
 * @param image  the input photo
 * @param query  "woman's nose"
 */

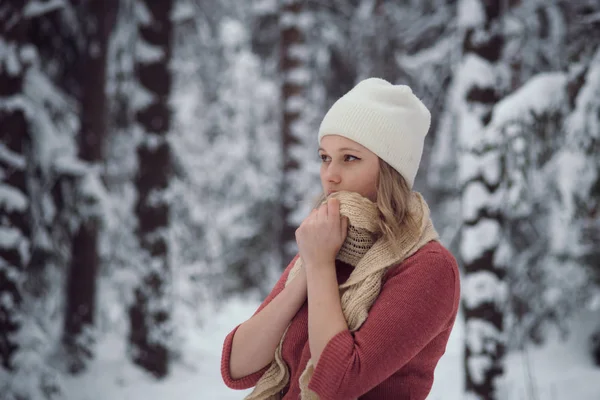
xmin=325 ymin=164 xmax=341 ymax=183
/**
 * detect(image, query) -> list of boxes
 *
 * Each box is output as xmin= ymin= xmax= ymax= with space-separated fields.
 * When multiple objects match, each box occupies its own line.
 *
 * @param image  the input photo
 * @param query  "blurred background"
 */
xmin=1 ymin=0 xmax=599 ymax=399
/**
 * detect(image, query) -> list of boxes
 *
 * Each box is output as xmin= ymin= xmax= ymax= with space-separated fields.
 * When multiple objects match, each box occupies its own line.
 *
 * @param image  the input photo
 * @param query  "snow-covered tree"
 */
xmin=1 ymin=1 xmax=76 ymax=398
xmin=429 ymin=1 xmax=600 ymax=397
xmin=0 ymin=0 xmax=31 ymax=374
xmin=279 ymin=0 xmax=315 ymax=264
xmin=127 ymin=0 xmax=175 ymax=379
xmin=61 ymin=0 xmax=118 ymax=374
xmin=451 ymin=0 xmax=511 ymax=398
xmin=205 ymin=18 xmax=281 ymax=294
xmin=168 ymin=2 xmax=284 ymax=302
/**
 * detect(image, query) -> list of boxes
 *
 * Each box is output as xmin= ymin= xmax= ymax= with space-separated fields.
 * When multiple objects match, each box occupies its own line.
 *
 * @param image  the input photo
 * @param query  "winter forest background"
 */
xmin=1 ymin=0 xmax=600 ymax=399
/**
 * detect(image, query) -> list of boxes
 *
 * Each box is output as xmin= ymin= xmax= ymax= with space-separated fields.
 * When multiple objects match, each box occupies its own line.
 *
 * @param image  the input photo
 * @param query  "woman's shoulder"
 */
xmin=384 ymin=240 xmax=459 ymax=280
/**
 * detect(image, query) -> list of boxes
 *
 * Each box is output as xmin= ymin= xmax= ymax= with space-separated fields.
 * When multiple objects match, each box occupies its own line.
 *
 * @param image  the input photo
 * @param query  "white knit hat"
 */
xmin=318 ymin=78 xmax=431 ymax=189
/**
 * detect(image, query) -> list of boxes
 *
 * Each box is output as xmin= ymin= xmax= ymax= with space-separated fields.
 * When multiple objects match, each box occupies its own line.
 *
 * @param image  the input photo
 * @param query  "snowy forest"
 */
xmin=1 ymin=0 xmax=599 ymax=399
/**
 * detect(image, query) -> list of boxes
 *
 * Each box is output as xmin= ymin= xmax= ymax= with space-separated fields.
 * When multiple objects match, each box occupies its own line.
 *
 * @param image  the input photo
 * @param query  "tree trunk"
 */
xmin=62 ymin=0 xmax=117 ymax=374
xmin=279 ymin=0 xmax=307 ymax=265
xmin=0 ymin=0 xmax=30 ymax=372
xmin=128 ymin=0 xmax=174 ymax=379
xmin=457 ymin=0 xmax=508 ymax=398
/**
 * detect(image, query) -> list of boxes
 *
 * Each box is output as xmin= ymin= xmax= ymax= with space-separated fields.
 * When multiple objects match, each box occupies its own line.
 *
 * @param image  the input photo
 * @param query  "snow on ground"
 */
xmin=63 ymin=298 xmax=600 ymax=400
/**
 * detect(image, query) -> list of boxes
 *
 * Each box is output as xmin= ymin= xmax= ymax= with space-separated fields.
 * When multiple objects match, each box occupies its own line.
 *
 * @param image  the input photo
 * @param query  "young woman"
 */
xmin=221 ymin=78 xmax=460 ymax=400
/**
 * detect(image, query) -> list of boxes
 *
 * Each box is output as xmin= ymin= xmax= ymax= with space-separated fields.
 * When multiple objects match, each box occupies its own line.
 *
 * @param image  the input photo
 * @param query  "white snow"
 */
xmin=461 ymin=180 xmax=501 ymax=221
xmin=463 ymin=270 xmax=507 ymax=309
xmin=457 ymin=0 xmax=486 ymax=29
xmin=488 ymin=72 xmax=568 ymax=133
xmin=134 ymin=0 xmax=152 ymax=26
xmin=23 ymin=0 xmax=65 ymax=19
xmin=566 ymin=48 xmax=600 ymax=143
xmin=59 ymin=296 xmax=600 ymax=400
xmin=460 ymin=218 xmax=501 ymax=264
xmin=278 ymin=9 xmax=314 ymax=31
xmin=0 ymin=40 xmax=21 ymax=76
xmin=397 ymin=35 xmax=454 ymax=73
xmin=220 ymin=19 xmax=248 ymax=49
xmin=0 ymin=226 xmax=24 ymax=249
xmin=131 ymin=81 xmax=156 ymax=113
xmin=467 ymin=354 xmax=492 ymax=385
xmin=135 ymin=39 xmax=165 ymax=64
xmin=466 ymin=319 xmax=503 ymax=355
xmin=252 ymin=0 xmax=277 ymax=15
xmin=288 ymin=43 xmax=311 ymax=62
xmin=0 ymin=184 xmax=28 ymax=213
xmin=285 ymin=66 xmax=311 ymax=85
xmin=171 ymin=1 xmax=195 ymax=23
xmin=0 ymin=143 xmax=26 ymax=170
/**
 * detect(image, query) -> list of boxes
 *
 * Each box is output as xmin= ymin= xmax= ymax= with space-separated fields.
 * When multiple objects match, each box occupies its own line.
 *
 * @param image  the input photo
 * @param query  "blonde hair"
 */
xmin=313 ymin=159 xmax=419 ymax=254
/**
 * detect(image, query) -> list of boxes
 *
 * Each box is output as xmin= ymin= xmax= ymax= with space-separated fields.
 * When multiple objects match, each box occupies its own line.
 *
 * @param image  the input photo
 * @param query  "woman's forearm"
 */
xmin=229 ymin=268 xmax=307 ymax=380
xmin=305 ymin=262 xmax=348 ymax=364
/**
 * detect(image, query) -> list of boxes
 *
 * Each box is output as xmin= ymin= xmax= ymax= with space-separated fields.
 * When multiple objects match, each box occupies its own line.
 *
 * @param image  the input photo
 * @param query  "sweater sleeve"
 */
xmin=308 ymin=249 xmax=459 ymax=400
xmin=220 ymin=254 xmax=300 ymax=389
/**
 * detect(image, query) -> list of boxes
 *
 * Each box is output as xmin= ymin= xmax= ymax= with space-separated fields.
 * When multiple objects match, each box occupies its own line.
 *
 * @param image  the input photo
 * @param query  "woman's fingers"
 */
xmin=318 ymin=199 xmax=329 ymax=221
xmin=328 ymin=198 xmax=340 ymax=222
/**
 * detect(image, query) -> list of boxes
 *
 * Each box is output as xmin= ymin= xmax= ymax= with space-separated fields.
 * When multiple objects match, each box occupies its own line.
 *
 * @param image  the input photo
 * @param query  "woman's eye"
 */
xmin=345 ymin=155 xmax=359 ymax=162
xmin=320 ymin=154 xmax=330 ymax=162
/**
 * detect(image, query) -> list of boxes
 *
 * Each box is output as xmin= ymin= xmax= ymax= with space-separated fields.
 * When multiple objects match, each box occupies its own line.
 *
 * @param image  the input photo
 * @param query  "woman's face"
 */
xmin=319 ymin=135 xmax=380 ymax=201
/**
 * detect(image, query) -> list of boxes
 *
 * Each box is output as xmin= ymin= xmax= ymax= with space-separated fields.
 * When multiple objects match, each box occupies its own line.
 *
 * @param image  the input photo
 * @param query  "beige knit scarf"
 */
xmin=245 ymin=191 xmax=439 ymax=400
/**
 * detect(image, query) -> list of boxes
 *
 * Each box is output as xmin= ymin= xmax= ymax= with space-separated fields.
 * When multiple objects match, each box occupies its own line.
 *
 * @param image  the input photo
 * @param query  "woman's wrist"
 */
xmin=288 ymin=265 xmax=308 ymax=300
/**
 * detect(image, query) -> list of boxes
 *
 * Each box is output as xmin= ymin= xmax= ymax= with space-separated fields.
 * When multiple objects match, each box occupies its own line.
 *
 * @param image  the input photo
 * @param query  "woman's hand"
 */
xmin=295 ymin=198 xmax=348 ymax=268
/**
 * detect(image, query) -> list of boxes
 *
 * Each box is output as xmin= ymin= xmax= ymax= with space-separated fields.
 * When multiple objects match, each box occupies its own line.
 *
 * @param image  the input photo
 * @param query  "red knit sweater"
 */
xmin=221 ymin=240 xmax=460 ymax=399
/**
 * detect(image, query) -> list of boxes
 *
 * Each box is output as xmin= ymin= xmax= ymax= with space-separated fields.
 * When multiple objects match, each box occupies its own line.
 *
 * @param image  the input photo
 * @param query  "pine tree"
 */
xmin=0 ymin=1 xmax=71 ymax=397
xmin=128 ymin=0 xmax=175 ymax=378
xmin=279 ymin=0 xmax=312 ymax=265
xmin=454 ymin=0 xmax=509 ymax=398
xmin=62 ymin=0 xmax=118 ymax=374
xmin=0 ymin=0 xmax=30 ymax=373
xmin=207 ymin=17 xmax=281 ymax=294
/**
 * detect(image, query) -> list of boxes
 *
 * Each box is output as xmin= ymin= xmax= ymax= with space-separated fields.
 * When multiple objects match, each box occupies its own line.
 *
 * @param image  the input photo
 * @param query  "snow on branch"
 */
xmin=252 ymin=0 xmax=278 ymax=15
xmin=0 ymin=143 xmax=26 ymax=170
xmin=0 ymin=184 xmax=28 ymax=213
xmin=458 ymin=150 xmax=503 ymax=187
xmin=466 ymin=319 xmax=504 ymax=377
xmin=23 ymin=0 xmax=65 ymax=19
xmin=285 ymin=66 xmax=311 ymax=85
xmin=462 ymin=180 xmax=503 ymax=221
xmin=566 ymin=48 xmax=600 ymax=144
xmin=457 ymin=0 xmax=485 ymax=29
xmin=130 ymin=80 xmax=156 ymax=112
xmin=463 ymin=270 xmax=508 ymax=309
xmin=23 ymin=69 xmax=78 ymax=173
xmin=288 ymin=44 xmax=311 ymax=63
xmin=396 ymin=35 xmax=454 ymax=73
xmin=460 ymin=219 xmax=501 ymax=264
xmin=171 ymin=0 xmax=194 ymax=23
xmin=488 ymin=72 xmax=568 ymax=134
xmin=135 ymin=38 xmax=165 ymax=64
xmin=134 ymin=0 xmax=152 ymax=26
xmin=280 ymin=10 xmax=313 ymax=30
xmin=0 ymin=226 xmax=26 ymax=250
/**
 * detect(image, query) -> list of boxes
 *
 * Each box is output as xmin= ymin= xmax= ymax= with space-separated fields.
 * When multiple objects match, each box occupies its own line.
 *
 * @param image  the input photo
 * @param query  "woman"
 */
xmin=221 ymin=78 xmax=460 ymax=399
